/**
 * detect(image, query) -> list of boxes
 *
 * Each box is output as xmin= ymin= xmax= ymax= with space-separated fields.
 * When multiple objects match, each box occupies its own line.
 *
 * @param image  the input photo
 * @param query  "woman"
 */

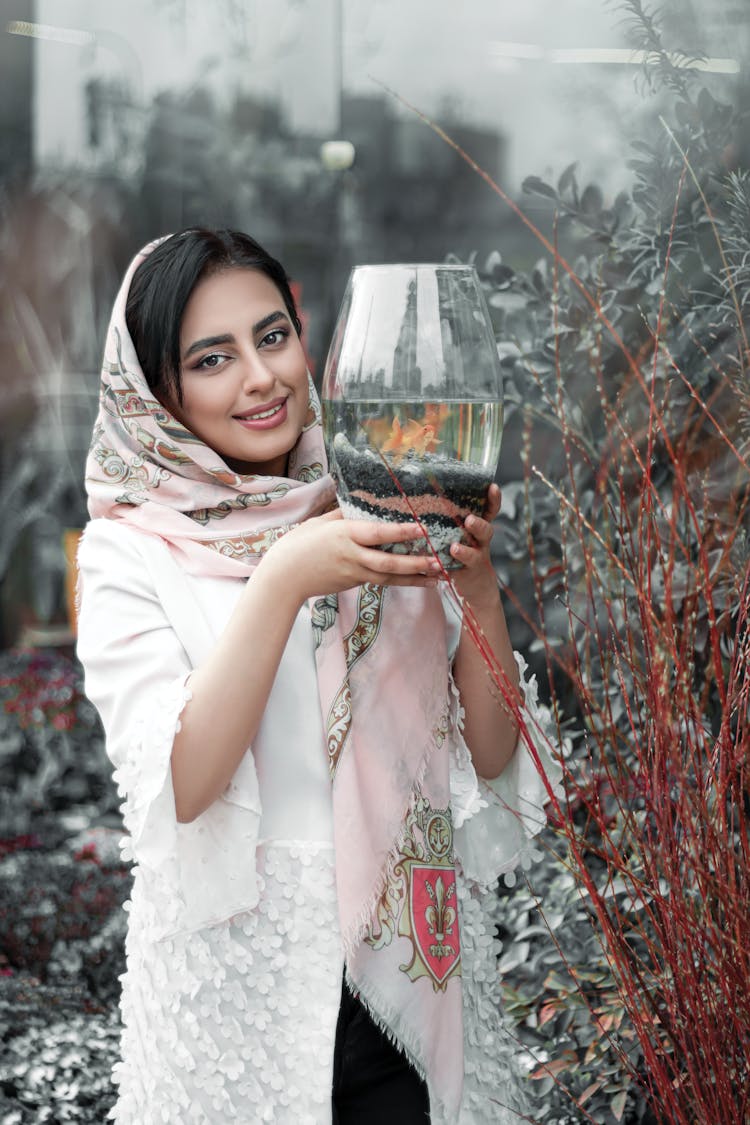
xmin=77 ymin=228 xmax=561 ymax=1124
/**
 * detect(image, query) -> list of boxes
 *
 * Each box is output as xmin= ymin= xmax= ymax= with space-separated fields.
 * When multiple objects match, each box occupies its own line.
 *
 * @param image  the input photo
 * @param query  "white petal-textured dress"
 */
xmin=77 ymin=519 xmax=561 ymax=1125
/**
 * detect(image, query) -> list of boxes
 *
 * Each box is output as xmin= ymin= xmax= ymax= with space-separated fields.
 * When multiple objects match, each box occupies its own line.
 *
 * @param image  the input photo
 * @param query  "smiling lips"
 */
xmin=233 ymin=396 xmax=289 ymax=430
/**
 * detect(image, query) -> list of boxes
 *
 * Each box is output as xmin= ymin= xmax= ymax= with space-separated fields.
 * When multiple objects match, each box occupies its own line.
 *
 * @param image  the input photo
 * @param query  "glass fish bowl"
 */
xmin=321 ymin=264 xmax=504 ymax=568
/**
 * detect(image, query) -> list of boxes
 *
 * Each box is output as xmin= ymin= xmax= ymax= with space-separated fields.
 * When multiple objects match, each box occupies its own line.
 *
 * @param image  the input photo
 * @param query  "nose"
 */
xmin=239 ymin=350 xmax=276 ymax=395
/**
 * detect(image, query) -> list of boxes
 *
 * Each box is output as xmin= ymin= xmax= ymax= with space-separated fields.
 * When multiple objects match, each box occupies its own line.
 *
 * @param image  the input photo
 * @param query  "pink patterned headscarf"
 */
xmin=86 ymin=241 xmax=466 ymax=1118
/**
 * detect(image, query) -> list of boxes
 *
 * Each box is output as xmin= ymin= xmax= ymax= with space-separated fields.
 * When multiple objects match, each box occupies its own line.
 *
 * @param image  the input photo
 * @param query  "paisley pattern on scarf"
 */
xmin=325 ymin=683 xmax=352 ymax=781
xmin=325 ymin=583 xmax=384 ymax=779
xmin=91 ymin=431 xmax=157 ymax=497
xmin=343 ymin=583 xmax=384 ymax=664
xmin=296 ymin=462 xmax=325 ymax=483
xmin=310 ymin=593 xmax=339 ymax=650
xmin=86 ymin=242 xmax=333 ymax=564
xmin=187 ymin=487 xmax=294 ymax=524
xmin=199 ymin=527 xmax=295 ymax=561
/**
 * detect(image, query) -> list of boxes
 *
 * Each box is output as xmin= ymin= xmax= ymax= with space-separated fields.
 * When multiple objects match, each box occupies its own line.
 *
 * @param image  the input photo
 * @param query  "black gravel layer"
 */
xmin=341 ymin=494 xmax=460 ymax=528
xmin=331 ymin=433 xmax=491 ymax=510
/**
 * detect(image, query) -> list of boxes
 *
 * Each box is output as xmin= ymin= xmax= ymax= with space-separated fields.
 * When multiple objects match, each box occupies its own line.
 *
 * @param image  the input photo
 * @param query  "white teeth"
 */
xmin=242 ymin=403 xmax=282 ymax=421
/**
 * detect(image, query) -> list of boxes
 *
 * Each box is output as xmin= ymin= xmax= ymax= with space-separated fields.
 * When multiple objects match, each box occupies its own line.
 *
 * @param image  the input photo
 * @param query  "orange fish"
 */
xmin=362 ymin=405 xmax=448 ymax=459
xmin=381 ymin=416 xmax=441 ymax=459
xmin=423 ymin=403 xmax=450 ymax=432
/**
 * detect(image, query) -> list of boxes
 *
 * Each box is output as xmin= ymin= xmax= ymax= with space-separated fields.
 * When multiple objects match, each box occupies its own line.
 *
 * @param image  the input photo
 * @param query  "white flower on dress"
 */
xmin=217 ymin=1050 xmax=243 ymax=1081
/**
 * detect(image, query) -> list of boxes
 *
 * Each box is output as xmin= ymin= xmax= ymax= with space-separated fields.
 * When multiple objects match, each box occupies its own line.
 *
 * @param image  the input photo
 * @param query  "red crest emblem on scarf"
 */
xmin=408 ymin=863 xmax=461 ymax=987
xmin=364 ymin=798 xmax=462 ymax=992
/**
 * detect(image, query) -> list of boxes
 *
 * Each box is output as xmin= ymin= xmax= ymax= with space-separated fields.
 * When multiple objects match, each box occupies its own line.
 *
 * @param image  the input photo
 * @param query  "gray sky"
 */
xmin=30 ymin=0 xmax=746 ymax=191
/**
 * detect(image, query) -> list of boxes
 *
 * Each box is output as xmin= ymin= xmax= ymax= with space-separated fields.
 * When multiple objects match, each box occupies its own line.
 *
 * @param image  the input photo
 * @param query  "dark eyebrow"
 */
xmin=183 ymin=333 xmax=234 ymax=360
xmin=253 ymin=310 xmax=288 ymax=334
xmin=182 ymin=311 xmax=289 ymax=361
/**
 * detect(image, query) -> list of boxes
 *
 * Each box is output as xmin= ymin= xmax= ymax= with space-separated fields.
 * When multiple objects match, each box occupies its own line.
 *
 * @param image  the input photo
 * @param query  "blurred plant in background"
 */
xmin=0 ymin=178 xmax=132 ymax=645
xmin=0 ymin=647 xmax=125 ymax=1120
xmin=0 ymin=648 xmax=116 ymax=834
xmin=453 ymin=5 xmax=750 ymax=1122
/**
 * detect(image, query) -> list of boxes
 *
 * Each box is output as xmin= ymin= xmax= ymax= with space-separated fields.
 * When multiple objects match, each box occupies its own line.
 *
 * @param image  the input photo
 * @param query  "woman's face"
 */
xmin=163 ymin=267 xmax=309 ymax=476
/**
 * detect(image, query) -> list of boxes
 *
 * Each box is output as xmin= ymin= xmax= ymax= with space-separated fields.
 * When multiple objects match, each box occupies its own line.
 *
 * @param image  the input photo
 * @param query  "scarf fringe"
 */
xmin=344 ymin=958 xmax=462 ymax=1124
xmin=344 ymin=964 xmax=428 ymax=1081
xmin=342 ymin=962 xmax=462 ymax=1124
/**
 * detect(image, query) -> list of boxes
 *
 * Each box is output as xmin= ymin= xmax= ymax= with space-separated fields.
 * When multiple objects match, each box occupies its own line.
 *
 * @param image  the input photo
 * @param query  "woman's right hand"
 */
xmin=259 ymin=509 xmax=440 ymax=603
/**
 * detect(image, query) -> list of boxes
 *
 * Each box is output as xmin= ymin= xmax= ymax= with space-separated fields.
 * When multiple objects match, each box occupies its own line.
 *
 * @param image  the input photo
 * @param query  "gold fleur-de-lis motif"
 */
xmin=364 ymin=791 xmax=461 ymax=990
xmin=424 ymin=875 xmax=457 ymax=958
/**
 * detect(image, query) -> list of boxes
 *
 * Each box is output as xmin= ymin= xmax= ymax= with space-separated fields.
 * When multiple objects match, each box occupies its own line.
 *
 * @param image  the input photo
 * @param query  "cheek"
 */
xmin=286 ymin=348 xmax=309 ymax=393
xmin=179 ymin=379 xmax=228 ymax=422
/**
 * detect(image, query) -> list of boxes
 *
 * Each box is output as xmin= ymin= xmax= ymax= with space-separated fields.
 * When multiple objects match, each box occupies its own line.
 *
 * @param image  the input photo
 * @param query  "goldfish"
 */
xmin=363 ymin=404 xmax=448 ymax=461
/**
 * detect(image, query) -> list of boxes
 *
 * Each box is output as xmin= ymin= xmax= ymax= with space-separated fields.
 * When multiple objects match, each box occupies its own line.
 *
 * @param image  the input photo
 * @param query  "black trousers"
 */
xmin=332 ymin=981 xmax=431 ymax=1124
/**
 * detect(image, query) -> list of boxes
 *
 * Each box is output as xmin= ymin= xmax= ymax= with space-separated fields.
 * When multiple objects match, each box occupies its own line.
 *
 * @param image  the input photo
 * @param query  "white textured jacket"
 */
xmin=77 ymin=518 xmax=562 ymax=1124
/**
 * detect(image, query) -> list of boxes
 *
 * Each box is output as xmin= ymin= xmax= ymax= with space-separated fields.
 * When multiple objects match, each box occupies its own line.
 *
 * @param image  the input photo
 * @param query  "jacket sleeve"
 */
xmin=76 ymin=519 xmax=261 ymax=940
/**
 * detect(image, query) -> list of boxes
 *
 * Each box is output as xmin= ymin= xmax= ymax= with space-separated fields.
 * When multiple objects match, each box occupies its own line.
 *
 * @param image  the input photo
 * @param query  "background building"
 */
xmin=0 ymin=0 xmax=747 ymax=640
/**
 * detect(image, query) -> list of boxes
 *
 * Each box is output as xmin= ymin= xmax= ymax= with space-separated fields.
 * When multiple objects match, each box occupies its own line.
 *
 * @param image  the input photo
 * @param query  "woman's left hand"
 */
xmin=448 ymin=482 xmax=502 ymax=608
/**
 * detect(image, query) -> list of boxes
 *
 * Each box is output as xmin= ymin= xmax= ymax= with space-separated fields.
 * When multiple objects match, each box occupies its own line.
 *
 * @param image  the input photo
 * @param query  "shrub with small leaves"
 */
xmin=465 ymin=8 xmax=749 ymax=1123
xmin=0 ymin=647 xmax=127 ymax=1119
xmin=0 ymin=648 xmax=118 ymax=838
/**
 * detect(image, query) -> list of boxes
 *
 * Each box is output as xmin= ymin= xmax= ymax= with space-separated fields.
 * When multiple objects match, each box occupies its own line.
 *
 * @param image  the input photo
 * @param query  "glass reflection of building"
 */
xmin=391 ymin=279 xmax=422 ymax=399
xmin=435 ymin=269 xmax=498 ymax=400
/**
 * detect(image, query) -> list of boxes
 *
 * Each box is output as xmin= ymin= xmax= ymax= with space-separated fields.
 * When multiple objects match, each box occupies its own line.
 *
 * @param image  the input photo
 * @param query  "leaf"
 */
xmin=584 ymin=1039 xmax=599 ymax=1065
xmin=697 ymin=87 xmax=717 ymax=125
xmin=491 ymin=264 xmax=515 ymax=288
xmin=581 ymin=184 xmax=604 ymax=215
xmin=558 ymin=162 xmax=578 ymax=196
xmin=498 ymin=940 xmax=530 ymax=972
xmin=626 ymin=158 xmax=653 ymax=177
xmin=543 ymin=970 xmax=570 ymax=993
xmin=538 ymin=1001 xmax=560 ymax=1027
xmin=611 ymin=1088 xmax=629 ymax=1120
xmin=530 ymin=1075 xmax=556 ymax=1097
xmin=578 ymin=1078 xmax=605 ymax=1106
xmin=531 ymin=267 xmax=548 ymax=296
xmin=522 ymin=175 xmax=558 ymax=201
xmin=529 ymin=1051 xmax=576 ymax=1079
xmin=483 ymin=249 xmax=503 ymax=274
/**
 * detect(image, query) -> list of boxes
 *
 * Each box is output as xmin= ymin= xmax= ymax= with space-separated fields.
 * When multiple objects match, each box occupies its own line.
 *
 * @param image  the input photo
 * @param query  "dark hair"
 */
xmin=125 ymin=227 xmax=302 ymax=403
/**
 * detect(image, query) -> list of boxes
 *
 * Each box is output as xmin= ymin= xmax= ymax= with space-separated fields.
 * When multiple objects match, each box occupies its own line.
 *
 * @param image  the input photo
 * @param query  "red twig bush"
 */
xmin=383 ymin=7 xmax=750 ymax=1118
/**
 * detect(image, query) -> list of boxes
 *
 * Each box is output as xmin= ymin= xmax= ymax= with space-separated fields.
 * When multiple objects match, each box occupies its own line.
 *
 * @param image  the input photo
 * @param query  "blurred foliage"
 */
xmin=0 ymin=178 xmax=133 ymax=642
xmin=470 ymin=7 xmax=749 ymax=1124
xmin=0 ymin=649 xmax=118 ymax=835
xmin=0 ymin=648 xmax=126 ymax=1120
xmin=0 ymin=1007 xmax=121 ymax=1123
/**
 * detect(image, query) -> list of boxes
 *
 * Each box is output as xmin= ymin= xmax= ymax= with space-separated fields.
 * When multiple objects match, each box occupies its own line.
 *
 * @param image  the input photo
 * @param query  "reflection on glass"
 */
xmin=322 ymin=264 xmax=504 ymax=568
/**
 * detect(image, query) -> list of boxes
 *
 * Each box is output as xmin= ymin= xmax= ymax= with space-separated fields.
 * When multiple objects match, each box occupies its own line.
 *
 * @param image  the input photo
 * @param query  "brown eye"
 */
xmin=197 ymin=353 xmax=225 ymax=369
xmin=259 ymin=329 xmax=289 ymax=349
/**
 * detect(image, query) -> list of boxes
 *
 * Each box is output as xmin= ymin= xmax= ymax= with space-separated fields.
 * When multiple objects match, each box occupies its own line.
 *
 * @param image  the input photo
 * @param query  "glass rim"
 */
xmin=348 ymin=263 xmax=480 ymax=273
